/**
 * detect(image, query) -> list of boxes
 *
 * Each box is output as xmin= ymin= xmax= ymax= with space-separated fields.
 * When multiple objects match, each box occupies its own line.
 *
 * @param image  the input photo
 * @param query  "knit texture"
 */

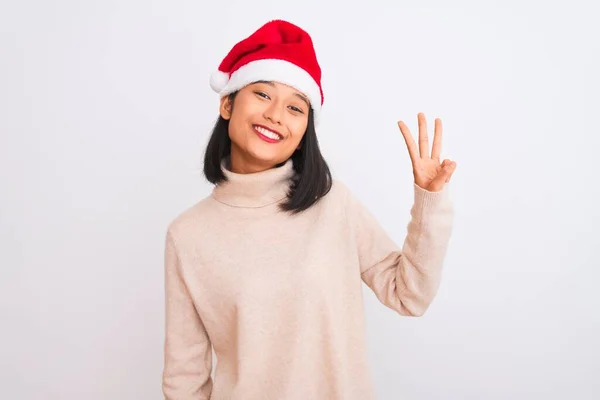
xmin=162 ymin=157 xmax=454 ymax=400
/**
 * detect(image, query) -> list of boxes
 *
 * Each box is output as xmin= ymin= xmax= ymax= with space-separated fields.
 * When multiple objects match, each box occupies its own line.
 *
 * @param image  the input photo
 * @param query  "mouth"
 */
xmin=253 ymin=124 xmax=283 ymax=143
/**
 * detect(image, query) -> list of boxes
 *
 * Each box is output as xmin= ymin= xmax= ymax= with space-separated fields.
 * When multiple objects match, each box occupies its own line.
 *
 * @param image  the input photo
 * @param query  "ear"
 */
xmin=219 ymin=96 xmax=232 ymax=120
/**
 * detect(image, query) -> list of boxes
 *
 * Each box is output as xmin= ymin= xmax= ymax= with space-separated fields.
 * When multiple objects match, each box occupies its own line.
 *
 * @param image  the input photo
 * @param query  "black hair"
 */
xmin=203 ymin=90 xmax=332 ymax=214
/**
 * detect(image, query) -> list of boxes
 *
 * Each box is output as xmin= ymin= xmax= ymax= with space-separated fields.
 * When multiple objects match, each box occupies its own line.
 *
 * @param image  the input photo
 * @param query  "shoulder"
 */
xmin=321 ymin=178 xmax=363 ymax=215
xmin=325 ymin=179 xmax=383 ymax=226
xmin=319 ymin=178 xmax=351 ymax=208
xmin=165 ymin=195 xmax=216 ymax=241
xmin=328 ymin=178 xmax=353 ymax=200
xmin=327 ymin=178 xmax=365 ymax=207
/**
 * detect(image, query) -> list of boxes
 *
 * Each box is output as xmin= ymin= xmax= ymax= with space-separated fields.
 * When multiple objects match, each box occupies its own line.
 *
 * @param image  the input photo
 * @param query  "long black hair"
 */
xmin=203 ymin=90 xmax=332 ymax=214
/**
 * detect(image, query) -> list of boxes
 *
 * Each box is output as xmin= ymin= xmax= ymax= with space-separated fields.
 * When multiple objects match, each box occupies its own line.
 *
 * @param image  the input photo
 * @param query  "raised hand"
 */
xmin=398 ymin=113 xmax=457 ymax=193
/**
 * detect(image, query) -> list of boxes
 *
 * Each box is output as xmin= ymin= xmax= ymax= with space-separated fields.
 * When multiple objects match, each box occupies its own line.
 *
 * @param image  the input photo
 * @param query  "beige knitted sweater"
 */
xmin=162 ymin=158 xmax=454 ymax=400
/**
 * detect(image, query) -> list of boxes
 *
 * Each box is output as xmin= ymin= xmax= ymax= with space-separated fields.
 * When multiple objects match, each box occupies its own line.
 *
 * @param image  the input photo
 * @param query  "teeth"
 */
xmin=256 ymin=126 xmax=281 ymax=140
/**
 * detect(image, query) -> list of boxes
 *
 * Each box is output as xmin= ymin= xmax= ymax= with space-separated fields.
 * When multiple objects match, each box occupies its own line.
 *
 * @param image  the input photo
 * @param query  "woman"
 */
xmin=162 ymin=19 xmax=457 ymax=400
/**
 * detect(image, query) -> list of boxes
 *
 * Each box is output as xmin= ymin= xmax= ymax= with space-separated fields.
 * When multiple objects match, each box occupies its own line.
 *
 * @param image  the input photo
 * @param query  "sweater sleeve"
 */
xmin=344 ymin=182 xmax=454 ymax=316
xmin=162 ymin=229 xmax=213 ymax=399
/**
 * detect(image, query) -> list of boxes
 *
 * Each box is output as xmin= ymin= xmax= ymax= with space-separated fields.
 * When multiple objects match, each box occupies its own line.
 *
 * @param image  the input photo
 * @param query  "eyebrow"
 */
xmin=257 ymin=80 xmax=311 ymax=108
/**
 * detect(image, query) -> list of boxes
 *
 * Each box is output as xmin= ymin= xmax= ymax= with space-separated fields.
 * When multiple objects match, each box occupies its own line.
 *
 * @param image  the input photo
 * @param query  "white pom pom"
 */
xmin=209 ymin=70 xmax=229 ymax=93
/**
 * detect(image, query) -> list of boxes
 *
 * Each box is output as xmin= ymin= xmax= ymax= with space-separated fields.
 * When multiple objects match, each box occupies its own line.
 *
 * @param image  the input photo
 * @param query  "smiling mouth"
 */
xmin=253 ymin=125 xmax=283 ymax=141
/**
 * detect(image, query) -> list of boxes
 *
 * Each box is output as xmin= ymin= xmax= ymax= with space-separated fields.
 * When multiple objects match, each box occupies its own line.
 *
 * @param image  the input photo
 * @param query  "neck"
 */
xmin=211 ymin=156 xmax=296 ymax=208
xmin=228 ymin=148 xmax=282 ymax=174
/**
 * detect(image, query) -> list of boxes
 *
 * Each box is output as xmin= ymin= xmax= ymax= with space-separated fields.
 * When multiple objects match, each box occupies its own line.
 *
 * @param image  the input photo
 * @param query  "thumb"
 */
xmin=430 ymin=160 xmax=456 ymax=190
xmin=443 ymin=161 xmax=456 ymax=183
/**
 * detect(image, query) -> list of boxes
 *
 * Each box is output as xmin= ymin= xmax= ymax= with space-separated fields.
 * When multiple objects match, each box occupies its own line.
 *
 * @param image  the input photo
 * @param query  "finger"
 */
xmin=444 ymin=161 xmax=456 ymax=182
xmin=431 ymin=118 xmax=442 ymax=161
xmin=433 ymin=161 xmax=455 ymax=188
xmin=398 ymin=121 xmax=419 ymax=166
xmin=445 ymin=166 xmax=454 ymax=183
xmin=418 ymin=113 xmax=429 ymax=158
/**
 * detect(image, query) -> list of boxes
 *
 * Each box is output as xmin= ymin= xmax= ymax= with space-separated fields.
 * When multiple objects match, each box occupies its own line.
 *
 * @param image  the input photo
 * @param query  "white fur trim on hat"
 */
xmin=216 ymin=58 xmax=322 ymax=124
xmin=209 ymin=70 xmax=230 ymax=92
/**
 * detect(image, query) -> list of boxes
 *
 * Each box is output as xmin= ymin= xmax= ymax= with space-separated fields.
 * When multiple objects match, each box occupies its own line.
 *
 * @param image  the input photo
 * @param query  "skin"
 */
xmin=398 ymin=113 xmax=458 ymax=192
xmin=220 ymin=81 xmax=457 ymax=191
xmin=219 ymin=81 xmax=310 ymax=174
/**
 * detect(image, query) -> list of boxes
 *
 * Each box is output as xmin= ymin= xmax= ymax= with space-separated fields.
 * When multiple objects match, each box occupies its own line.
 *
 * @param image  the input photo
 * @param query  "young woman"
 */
xmin=162 ymin=19 xmax=457 ymax=400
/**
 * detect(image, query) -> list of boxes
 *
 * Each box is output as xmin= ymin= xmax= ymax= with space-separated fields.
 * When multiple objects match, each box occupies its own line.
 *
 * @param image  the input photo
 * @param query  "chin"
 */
xmin=248 ymin=151 xmax=283 ymax=165
xmin=245 ymin=146 xmax=292 ymax=166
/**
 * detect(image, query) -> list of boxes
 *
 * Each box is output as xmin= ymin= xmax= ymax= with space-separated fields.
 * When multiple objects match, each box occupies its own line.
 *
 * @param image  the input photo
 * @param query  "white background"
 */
xmin=1 ymin=0 xmax=599 ymax=399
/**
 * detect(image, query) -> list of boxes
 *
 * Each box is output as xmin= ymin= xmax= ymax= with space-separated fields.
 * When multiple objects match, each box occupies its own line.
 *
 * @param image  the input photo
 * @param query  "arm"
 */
xmin=345 ymin=182 xmax=454 ymax=316
xmin=162 ymin=230 xmax=213 ymax=399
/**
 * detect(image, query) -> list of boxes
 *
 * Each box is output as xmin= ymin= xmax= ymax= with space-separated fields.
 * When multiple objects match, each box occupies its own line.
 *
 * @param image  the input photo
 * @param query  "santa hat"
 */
xmin=209 ymin=19 xmax=324 ymax=123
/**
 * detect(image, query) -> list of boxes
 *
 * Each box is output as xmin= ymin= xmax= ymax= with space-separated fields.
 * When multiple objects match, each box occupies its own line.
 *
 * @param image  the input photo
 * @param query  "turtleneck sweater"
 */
xmin=162 ymin=157 xmax=454 ymax=400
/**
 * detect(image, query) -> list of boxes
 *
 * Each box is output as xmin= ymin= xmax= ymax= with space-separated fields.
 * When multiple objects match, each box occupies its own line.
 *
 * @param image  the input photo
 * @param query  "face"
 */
xmin=220 ymin=81 xmax=310 ymax=173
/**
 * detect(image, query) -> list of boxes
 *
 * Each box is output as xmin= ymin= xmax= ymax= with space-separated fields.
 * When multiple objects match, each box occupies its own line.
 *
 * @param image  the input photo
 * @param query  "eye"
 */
xmin=289 ymin=106 xmax=304 ymax=114
xmin=254 ymin=91 xmax=270 ymax=100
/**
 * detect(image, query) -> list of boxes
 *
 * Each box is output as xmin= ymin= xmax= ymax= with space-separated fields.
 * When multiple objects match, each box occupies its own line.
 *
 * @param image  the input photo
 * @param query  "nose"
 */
xmin=263 ymin=101 xmax=283 ymax=125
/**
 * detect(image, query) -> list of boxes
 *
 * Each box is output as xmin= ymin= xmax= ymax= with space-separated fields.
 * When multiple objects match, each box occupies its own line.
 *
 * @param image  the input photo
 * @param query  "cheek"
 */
xmin=287 ymin=124 xmax=307 ymax=147
xmin=227 ymin=117 xmax=249 ymax=146
xmin=228 ymin=107 xmax=254 ymax=141
xmin=290 ymin=119 xmax=308 ymax=140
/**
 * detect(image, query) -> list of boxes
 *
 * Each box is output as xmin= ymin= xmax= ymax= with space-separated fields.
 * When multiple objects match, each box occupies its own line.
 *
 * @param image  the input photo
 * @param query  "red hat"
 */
xmin=209 ymin=20 xmax=324 ymax=123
